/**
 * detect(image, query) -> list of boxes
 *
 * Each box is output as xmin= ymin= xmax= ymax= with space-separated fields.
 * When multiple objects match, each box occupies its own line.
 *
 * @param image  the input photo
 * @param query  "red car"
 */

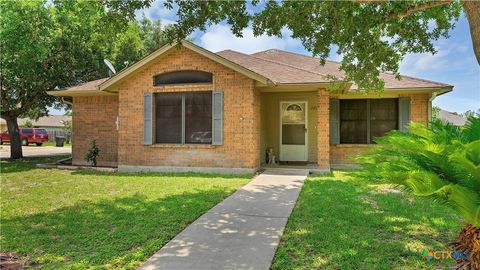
xmin=0 ymin=128 xmax=49 ymax=146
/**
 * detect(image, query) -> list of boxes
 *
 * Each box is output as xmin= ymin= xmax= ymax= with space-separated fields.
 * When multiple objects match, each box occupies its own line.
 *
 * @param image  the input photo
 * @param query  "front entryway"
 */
xmin=280 ymin=101 xmax=307 ymax=162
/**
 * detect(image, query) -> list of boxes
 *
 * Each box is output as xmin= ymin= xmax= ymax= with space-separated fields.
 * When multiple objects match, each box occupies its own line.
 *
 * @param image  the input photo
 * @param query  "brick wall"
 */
xmin=115 ymin=46 xmax=261 ymax=169
xmin=317 ymin=89 xmax=330 ymax=169
xmin=72 ymin=95 xmax=118 ymax=166
xmin=330 ymin=93 xmax=431 ymax=165
xmin=408 ymin=93 xmax=430 ymax=123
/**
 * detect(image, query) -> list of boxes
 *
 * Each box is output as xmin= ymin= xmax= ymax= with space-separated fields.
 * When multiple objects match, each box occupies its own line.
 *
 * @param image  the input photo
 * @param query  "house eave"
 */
xmin=47 ymin=90 xmax=118 ymax=97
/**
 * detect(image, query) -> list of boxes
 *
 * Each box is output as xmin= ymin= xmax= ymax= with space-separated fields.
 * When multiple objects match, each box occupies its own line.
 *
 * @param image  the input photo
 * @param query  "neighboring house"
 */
xmin=438 ymin=109 xmax=467 ymax=126
xmin=0 ymin=119 xmax=6 ymax=132
xmin=48 ymin=41 xmax=452 ymax=173
xmin=1 ymin=115 xmax=71 ymax=141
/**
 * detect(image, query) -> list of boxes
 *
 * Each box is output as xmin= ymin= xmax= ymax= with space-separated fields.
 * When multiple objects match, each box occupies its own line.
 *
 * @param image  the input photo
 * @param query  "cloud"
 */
xmin=199 ymin=24 xmax=304 ymax=54
xmin=136 ymin=0 xmax=177 ymax=23
xmin=400 ymin=47 xmax=450 ymax=75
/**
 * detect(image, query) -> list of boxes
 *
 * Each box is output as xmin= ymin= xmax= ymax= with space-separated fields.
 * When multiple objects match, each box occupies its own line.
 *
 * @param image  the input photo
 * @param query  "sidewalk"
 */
xmin=138 ymin=168 xmax=308 ymax=270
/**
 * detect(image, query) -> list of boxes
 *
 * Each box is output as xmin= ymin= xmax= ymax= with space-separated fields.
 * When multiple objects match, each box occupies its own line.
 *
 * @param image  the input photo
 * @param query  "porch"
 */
xmin=259 ymin=89 xmax=330 ymax=170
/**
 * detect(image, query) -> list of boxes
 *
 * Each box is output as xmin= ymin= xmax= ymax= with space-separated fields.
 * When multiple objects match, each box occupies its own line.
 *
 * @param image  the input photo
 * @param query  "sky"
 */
xmin=51 ymin=1 xmax=480 ymax=115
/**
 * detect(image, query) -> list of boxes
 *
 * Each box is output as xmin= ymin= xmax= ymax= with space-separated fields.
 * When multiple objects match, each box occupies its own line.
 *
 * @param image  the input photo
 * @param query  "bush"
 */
xmin=84 ymin=140 xmax=100 ymax=167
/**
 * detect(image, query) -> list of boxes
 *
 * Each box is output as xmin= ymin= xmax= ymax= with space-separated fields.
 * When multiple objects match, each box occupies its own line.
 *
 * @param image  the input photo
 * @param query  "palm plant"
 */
xmin=357 ymin=116 xmax=480 ymax=269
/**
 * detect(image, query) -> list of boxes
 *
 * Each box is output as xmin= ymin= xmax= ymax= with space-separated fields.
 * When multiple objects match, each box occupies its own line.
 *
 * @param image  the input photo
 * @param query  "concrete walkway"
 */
xmin=138 ymin=168 xmax=308 ymax=270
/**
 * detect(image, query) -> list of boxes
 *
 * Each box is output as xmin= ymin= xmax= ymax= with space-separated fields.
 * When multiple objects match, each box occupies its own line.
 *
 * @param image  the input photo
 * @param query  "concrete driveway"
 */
xmin=0 ymin=145 xmax=71 ymax=158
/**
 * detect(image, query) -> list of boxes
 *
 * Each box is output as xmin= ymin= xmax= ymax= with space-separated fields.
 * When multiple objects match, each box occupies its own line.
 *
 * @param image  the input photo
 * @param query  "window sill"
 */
xmin=148 ymin=144 xmax=217 ymax=149
xmin=331 ymin=144 xmax=377 ymax=148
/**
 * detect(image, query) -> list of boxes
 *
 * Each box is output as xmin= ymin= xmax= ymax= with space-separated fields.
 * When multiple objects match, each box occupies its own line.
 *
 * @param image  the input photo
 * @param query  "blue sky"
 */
xmin=51 ymin=1 xmax=480 ymax=114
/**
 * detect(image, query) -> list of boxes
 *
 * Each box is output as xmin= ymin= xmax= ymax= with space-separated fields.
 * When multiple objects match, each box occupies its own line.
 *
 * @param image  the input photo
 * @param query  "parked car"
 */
xmin=0 ymin=128 xmax=49 ymax=146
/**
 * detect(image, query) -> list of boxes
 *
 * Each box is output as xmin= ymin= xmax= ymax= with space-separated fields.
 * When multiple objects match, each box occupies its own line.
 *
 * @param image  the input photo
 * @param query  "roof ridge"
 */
xmin=250 ymin=54 xmax=329 ymax=78
xmin=252 ymin=49 xmax=341 ymax=64
xmin=218 ymin=49 xmax=330 ymax=78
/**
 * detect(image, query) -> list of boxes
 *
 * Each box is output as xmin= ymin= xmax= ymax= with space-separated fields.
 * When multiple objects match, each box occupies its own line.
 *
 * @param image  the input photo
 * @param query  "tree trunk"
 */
xmin=462 ymin=1 xmax=480 ymax=65
xmin=3 ymin=115 xmax=23 ymax=159
xmin=450 ymin=223 xmax=480 ymax=269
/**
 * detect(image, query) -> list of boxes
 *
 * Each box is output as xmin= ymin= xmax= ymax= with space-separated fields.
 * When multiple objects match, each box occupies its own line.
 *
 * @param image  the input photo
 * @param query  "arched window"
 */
xmin=153 ymin=70 xmax=213 ymax=86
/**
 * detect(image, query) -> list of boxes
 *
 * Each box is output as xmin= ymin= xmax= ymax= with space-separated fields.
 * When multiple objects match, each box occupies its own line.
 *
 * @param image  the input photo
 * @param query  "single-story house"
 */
xmin=1 ymin=115 xmax=71 ymax=141
xmin=437 ymin=109 xmax=467 ymax=126
xmin=48 ymin=41 xmax=452 ymax=173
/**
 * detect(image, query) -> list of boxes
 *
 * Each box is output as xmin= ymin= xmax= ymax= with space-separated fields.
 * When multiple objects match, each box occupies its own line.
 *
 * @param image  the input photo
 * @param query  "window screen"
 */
xmin=370 ymin=99 xmax=398 ymax=142
xmin=154 ymin=71 xmax=213 ymax=86
xmin=155 ymin=92 xmax=212 ymax=144
xmin=185 ymin=92 xmax=212 ymax=144
xmin=155 ymin=93 xmax=182 ymax=143
xmin=339 ymin=99 xmax=399 ymax=144
xmin=340 ymin=99 xmax=367 ymax=144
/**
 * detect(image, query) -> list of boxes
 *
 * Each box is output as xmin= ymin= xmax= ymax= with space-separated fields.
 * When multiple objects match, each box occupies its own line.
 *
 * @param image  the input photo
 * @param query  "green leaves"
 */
xmin=358 ymin=116 xmax=480 ymax=227
xmin=166 ymin=0 xmax=462 ymax=91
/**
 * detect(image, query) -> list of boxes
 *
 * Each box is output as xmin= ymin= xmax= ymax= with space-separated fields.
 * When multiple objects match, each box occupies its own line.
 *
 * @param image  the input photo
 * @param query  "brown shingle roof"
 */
xmin=17 ymin=115 xmax=71 ymax=127
xmin=247 ymin=49 xmax=452 ymax=89
xmin=438 ymin=109 xmax=467 ymax=126
xmin=64 ymin=78 xmax=109 ymax=91
xmin=216 ymin=50 xmax=335 ymax=84
xmin=57 ymin=45 xmax=452 ymax=93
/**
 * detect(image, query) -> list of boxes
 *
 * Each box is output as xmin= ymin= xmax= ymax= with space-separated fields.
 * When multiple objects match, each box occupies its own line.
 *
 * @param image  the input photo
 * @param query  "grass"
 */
xmin=0 ymin=156 xmax=250 ymax=269
xmin=272 ymin=171 xmax=462 ymax=270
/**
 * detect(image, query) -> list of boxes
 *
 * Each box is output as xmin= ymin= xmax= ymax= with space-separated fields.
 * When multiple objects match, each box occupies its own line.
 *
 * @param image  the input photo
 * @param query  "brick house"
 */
xmin=48 ymin=41 xmax=452 ymax=173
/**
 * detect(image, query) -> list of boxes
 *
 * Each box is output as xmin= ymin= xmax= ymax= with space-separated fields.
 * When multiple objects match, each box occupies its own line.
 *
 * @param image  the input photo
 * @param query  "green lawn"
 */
xmin=272 ymin=171 xmax=462 ymax=270
xmin=0 ymin=157 xmax=250 ymax=269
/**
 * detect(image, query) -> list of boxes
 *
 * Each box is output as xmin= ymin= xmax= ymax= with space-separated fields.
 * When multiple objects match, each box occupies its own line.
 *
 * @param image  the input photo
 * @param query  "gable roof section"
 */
xmin=48 ymin=41 xmax=452 ymax=97
xmin=216 ymin=50 xmax=344 ymax=84
xmin=98 ymin=41 xmax=272 ymax=92
xmin=49 ymin=41 xmax=272 ymax=96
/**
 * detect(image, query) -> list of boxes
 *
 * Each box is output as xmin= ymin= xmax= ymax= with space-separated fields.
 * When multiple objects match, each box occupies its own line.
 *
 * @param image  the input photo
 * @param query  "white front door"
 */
xmin=280 ymin=101 xmax=307 ymax=162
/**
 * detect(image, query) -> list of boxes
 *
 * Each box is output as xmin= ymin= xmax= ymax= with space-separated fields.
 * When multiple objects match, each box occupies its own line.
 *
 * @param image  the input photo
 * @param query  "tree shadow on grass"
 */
xmin=0 ymin=155 xmax=70 ymax=174
xmin=1 ymin=188 xmax=234 ymax=269
xmin=272 ymin=175 xmax=461 ymax=270
xmin=71 ymin=169 xmax=254 ymax=180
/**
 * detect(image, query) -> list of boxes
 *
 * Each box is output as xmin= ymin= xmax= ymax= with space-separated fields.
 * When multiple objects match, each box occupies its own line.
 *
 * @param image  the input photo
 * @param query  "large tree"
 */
xmin=0 ymin=0 xmax=152 ymax=159
xmin=164 ymin=0 xmax=478 ymax=90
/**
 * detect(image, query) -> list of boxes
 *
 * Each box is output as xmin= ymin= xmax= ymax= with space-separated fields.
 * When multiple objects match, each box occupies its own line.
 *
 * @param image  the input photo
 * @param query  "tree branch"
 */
xmin=387 ymin=1 xmax=453 ymax=19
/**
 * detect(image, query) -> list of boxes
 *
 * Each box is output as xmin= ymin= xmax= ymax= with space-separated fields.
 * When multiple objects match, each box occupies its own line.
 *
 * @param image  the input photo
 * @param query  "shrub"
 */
xmin=84 ymin=140 xmax=100 ymax=167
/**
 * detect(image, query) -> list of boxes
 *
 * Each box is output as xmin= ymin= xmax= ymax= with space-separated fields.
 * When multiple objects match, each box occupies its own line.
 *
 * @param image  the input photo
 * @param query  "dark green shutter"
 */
xmin=212 ymin=91 xmax=223 ymax=145
xmin=399 ymin=97 xmax=411 ymax=132
xmin=329 ymin=99 xmax=340 ymax=144
xmin=144 ymin=93 xmax=154 ymax=145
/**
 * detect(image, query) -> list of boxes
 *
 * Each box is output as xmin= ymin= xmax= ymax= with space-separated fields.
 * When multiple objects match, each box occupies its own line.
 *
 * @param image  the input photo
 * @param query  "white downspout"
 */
xmin=428 ymin=92 xmax=438 ymax=123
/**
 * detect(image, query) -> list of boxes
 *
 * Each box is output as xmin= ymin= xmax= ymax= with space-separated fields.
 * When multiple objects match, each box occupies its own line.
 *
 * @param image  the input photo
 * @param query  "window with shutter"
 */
xmin=143 ymin=93 xmax=154 ymax=145
xmin=338 ymin=98 xmax=400 ymax=144
xmin=329 ymin=99 xmax=340 ymax=144
xmin=151 ymin=92 xmax=216 ymax=145
xmin=212 ymin=91 xmax=224 ymax=145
